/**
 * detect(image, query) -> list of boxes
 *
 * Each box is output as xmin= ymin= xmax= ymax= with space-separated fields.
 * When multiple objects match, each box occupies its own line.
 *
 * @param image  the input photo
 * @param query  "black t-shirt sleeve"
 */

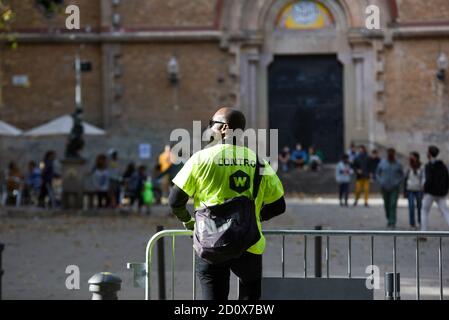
xmin=260 ymin=196 xmax=286 ymax=222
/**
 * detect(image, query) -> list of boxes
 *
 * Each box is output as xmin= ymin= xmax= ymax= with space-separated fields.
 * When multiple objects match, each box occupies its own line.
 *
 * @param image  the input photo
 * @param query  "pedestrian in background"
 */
xmin=38 ymin=150 xmax=57 ymax=208
xmin=4 ymin=161 xmax=23 ymax=206
xmin=353 ymin=145 xmax=371 ymax=207
xmin=335 ymin=154 xmax=353 ymax=207
xmin=291 ymin=143 xmax=308 ymax=170
xmin=368 ymin=149 xmax=381 ymax=182
xmin=108 ymin=149 xmax=122 ymax=207
xmin=404 ymin=152 xmax=424 ymax=229
xmin=92 ymin=154 xmax=110 ymax=208
xmin=376 ymin=148 xmax=404 ymax=229
xmin=279 ymin=146 xmax=291 ymax=173
xmin=421 ymin=146 xmax=449 ymax=232
xmin=158 ymin=145 xmax=172 ymax=202
xmin=307 ymin=146 xmax=323 ymax=172
xmin=24 ymin=161 xmax=42 ymax=205
xmin=347 ymin=142 xmax=358 ymax=165
xmin=129 ymin=165 xmax=147 ymax=212
xmin=157 ymin=148 xmax=183 ymax=191
xmin=122 ymin=162 xmax=136 ymax=206
xmin=151 ymin=164 xmax=163 ymax=205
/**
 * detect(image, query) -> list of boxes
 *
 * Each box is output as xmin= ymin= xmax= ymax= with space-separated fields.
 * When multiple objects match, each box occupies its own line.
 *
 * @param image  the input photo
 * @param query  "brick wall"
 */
xmin=6 ymin=0 xmax=101 ymax=30
xmin=118 ymin=0 xmax=219 ymax=29
xmin=383 ymin=39 xmax=449 ymax=132
xmin=396 ymin=0 xmax=449 ymax=23
xmin=0 ymin=43 xmax=102 ymax=129
xmin=116 ymin=42 xmax=233 ymax=140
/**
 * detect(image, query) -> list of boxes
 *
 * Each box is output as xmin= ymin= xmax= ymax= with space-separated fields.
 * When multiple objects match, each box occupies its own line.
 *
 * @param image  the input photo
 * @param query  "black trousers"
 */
xmin=196 ymin=251 xmax=262 ymax=300
xmin=97 ymin=191 xmax=109 ymax=208
xmin=38 ymin=182 xmax=55 ymax=208
xmin=339 ymin=183 xmax=349 ymax=205
xmin=130 ymin=192 xmax=144 ymax=208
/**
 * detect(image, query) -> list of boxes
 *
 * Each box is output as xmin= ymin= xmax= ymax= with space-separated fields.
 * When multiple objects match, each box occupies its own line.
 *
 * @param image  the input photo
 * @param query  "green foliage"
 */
xmin=0 ymin=1 xmax=65 ymax=50
xmin=0 ymin=1 xmax=17 ymax=49
xmin=0 ymin=0 xmax=15 ymax=29
xmin=36 ymin=0 xmax=65 ymax=18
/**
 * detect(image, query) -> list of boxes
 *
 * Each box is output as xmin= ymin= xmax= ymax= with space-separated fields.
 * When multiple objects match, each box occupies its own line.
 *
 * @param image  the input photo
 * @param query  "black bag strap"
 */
xmin=253 ymin=156 xmax=263 ymax=200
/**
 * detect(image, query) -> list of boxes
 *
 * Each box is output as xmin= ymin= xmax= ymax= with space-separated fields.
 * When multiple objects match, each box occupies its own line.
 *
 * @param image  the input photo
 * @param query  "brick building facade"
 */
xmin=1 ymin=0 xmax=449 ymax=167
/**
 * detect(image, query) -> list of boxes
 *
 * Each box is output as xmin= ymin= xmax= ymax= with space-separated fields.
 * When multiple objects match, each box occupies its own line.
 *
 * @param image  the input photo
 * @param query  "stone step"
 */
xmin=279 ymin=165 xmax=381 ymax=195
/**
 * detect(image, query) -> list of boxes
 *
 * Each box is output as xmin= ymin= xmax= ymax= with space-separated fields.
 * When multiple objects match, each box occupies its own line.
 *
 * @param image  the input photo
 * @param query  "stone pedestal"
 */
xmin=62 ymin=158 xmax=86 ymax=210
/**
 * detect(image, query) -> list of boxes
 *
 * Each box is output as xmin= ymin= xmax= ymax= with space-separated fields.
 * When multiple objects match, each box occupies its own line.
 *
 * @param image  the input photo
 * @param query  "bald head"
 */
xmin=212 ymin=107 xmax=246 ymax=131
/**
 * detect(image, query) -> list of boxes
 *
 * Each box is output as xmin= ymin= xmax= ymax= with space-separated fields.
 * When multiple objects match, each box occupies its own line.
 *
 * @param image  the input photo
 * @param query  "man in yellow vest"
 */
xmin=169 ymin=107 xmax=286 ymax=300
xmin=158 ymin=144 xmax=172 ymax=201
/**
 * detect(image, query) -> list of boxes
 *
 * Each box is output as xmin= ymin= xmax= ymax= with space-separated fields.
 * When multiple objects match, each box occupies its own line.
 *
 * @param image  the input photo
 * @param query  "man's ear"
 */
xmin=220 ymin=124 xmax=229 ymax=135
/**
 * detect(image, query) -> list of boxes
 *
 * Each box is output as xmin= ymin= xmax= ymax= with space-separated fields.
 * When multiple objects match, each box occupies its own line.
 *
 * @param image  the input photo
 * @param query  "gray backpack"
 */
xmin=193 ymin=159 xmax=262 ymax=264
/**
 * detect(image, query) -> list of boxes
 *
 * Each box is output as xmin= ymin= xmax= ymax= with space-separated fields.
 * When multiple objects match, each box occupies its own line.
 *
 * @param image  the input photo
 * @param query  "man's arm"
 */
xmin=352 ymin=157 xmax=359 ymax=170
xmin=375 ymin=163 xmax=382 ymax=183
xmin=399 ymin=164 xmax=405 ymax=182
xmin=444 ymin=164 xmax=449 ymax=193
xmin=403 ymin=169 xmax=409 ymax=197
xmin=168 ymin=185 xmax=191 ymax=223
xmin=260 ymin=196 xmax=286 ymax=222
xmin=423 ymin=164 xmax=429 ymax=192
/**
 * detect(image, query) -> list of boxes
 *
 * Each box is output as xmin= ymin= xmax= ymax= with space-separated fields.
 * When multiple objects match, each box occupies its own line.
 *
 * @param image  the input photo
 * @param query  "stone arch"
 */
xmin=259 ymin=0 xmax=351 ymax=33
xmin=219 ymin=0 xmax=398 ymax=153
xmin=219 ymin=0 xmax=397 ymax=33
xmin=254 ymin=1 xmax=355 ymax=159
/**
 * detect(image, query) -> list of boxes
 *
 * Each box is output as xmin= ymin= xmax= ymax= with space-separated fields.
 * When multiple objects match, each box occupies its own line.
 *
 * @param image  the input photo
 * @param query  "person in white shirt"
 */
xmin=404 ymin=152 xmax=424 ymax=229
xmin=347 ymin=143 xmax=358 ymax=165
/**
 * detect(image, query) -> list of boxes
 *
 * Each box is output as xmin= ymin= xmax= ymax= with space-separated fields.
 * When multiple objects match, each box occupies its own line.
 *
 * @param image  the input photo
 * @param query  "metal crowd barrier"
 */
xmin=127 ymin=229 xmax=449 ymax=300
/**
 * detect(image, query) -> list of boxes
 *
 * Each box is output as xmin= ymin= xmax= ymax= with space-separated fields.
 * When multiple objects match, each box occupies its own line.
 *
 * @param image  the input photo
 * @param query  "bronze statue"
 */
xmin=65 ymin=109 xmax=85 ymax=159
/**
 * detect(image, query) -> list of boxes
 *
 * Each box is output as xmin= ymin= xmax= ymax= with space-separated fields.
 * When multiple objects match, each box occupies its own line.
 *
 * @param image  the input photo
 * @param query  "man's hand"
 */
xmin=183 ymin=217 xmax=195 ymax=231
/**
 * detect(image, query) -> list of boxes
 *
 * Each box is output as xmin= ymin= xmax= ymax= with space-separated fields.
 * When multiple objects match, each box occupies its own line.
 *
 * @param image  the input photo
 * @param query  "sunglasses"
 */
xmin=209 ymin=120 xmax=227 ymax=127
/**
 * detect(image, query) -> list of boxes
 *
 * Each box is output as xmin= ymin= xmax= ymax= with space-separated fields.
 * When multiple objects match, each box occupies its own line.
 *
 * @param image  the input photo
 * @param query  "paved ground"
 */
xmin=1 ymin=197 xmax=449 ymax=300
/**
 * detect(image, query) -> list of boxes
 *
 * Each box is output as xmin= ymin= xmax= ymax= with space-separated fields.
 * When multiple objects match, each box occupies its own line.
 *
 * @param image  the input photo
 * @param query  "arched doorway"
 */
xmin=267 ymin=0 xmax=345 ymax=163
xmin=269 ymin=54 xmax=343 ymax=163
xmin=234 ymin=0 xmax=376 ymax=163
